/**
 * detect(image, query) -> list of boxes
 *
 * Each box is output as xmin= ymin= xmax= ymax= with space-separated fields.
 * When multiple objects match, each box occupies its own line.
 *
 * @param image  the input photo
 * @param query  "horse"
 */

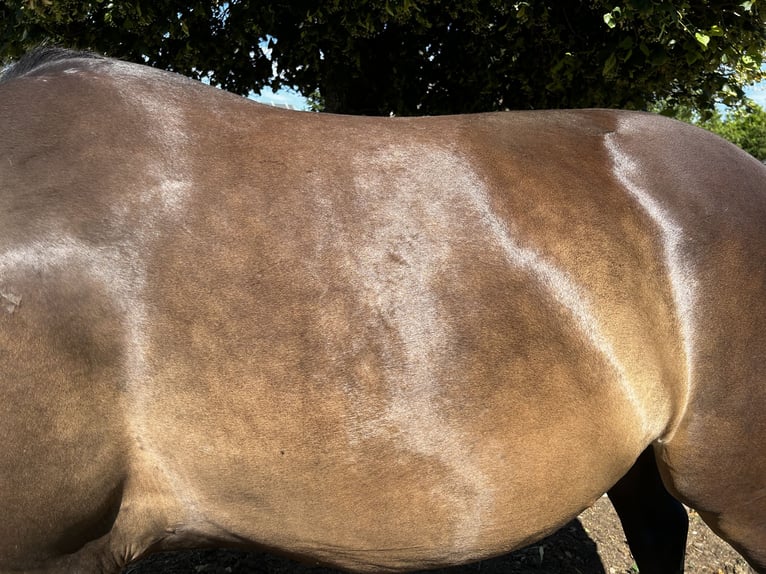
xmin=0 ymin=47 xmax=764 ymax=574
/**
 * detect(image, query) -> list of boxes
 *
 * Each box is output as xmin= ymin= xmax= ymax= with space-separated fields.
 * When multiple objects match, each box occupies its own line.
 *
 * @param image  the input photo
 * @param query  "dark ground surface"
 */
xmin=124 ymin=497 xmax=753 ymax=574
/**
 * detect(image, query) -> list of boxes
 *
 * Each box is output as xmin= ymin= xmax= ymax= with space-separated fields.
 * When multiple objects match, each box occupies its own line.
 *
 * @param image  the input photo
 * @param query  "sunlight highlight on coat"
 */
xmin=0 ymin=234 xmax=201 ymax=524
xmin=454 ymin=155 xmax=649 ymax=437
xmin=102 ymin=57 xmax=206 ymax=517
xmin=604 ymin=122 xmax=697 ymax=441
xmin=111 ymin=58 xmax=194 ymax=224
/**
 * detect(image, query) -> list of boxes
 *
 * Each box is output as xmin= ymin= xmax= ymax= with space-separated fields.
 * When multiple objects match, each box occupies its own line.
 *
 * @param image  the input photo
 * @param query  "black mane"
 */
xmin=0 ymin=46 xmax=104 ymax=83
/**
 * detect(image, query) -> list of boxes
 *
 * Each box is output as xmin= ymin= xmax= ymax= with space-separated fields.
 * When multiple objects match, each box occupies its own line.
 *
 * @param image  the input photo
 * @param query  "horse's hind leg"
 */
xmin=607 ymin=447 xmax=688 ymax=574
xmin=654 ymin=274 xmax=766 ymax=572
xmin=657 ymin=416 xmax=766 ymax=573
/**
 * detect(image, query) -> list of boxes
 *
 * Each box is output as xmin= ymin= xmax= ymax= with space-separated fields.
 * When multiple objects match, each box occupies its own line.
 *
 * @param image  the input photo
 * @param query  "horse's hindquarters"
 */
xmin=608 ymin=114 xmax=766 ymax=572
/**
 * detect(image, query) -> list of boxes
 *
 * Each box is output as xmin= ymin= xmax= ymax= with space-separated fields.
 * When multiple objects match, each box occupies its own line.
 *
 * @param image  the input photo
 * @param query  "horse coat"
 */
xmin=0 ymin=48 xmax=765 ymax=574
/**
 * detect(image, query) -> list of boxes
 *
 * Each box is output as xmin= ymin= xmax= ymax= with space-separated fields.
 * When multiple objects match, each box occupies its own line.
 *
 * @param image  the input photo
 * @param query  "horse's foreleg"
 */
xmin=607 ymin=447 xmax=688 ymax=574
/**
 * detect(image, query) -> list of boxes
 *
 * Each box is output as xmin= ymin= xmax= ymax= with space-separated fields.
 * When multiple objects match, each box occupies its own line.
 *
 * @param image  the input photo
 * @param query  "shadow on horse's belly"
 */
xmin=126 ymin=519 xmax=603 ymax=573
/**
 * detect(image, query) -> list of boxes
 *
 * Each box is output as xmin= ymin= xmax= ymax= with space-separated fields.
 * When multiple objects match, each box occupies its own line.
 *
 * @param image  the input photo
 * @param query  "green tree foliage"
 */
xmin=0 ymin=0 xmax=274 ymax=95
xmin=1 ymin=1 xmax=764 ymax=115
xmin=699 ymin=105 xmax=766 ymax=161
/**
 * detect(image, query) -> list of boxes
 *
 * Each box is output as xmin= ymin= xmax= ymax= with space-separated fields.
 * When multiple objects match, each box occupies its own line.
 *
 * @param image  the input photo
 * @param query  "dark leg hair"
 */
xmin=607 ymin=447 xmax=689 ymax=574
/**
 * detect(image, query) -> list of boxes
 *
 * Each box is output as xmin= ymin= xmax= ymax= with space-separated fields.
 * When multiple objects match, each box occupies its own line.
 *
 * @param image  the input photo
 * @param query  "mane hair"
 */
xmin=0 ymin=46 xmax=104 ymax=83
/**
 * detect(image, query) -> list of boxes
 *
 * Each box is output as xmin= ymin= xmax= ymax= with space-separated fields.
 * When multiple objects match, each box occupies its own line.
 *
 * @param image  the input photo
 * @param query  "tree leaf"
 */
xmin=695 ymin=32 xmax=710 ymax=49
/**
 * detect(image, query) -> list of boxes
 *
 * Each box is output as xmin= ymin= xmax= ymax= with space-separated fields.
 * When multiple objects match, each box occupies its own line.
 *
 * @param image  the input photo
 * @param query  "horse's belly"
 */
xmin=138 ymin=370 xmax=642 ymax=571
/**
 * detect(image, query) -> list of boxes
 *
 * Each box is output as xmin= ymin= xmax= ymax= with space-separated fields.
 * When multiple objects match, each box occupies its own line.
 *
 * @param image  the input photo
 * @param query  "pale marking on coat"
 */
xmin=347 ymin=144 xmax=494 ymax=552
xmin=345 ymin=143 xmax=646 ymax=549
xmin=0 ymin=290 xmax=21 ymax=313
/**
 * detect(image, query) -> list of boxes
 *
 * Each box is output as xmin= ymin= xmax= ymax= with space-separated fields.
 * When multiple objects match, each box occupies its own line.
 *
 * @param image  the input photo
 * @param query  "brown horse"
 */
xmin=0 ymin=48 xmax=764 ymax=574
